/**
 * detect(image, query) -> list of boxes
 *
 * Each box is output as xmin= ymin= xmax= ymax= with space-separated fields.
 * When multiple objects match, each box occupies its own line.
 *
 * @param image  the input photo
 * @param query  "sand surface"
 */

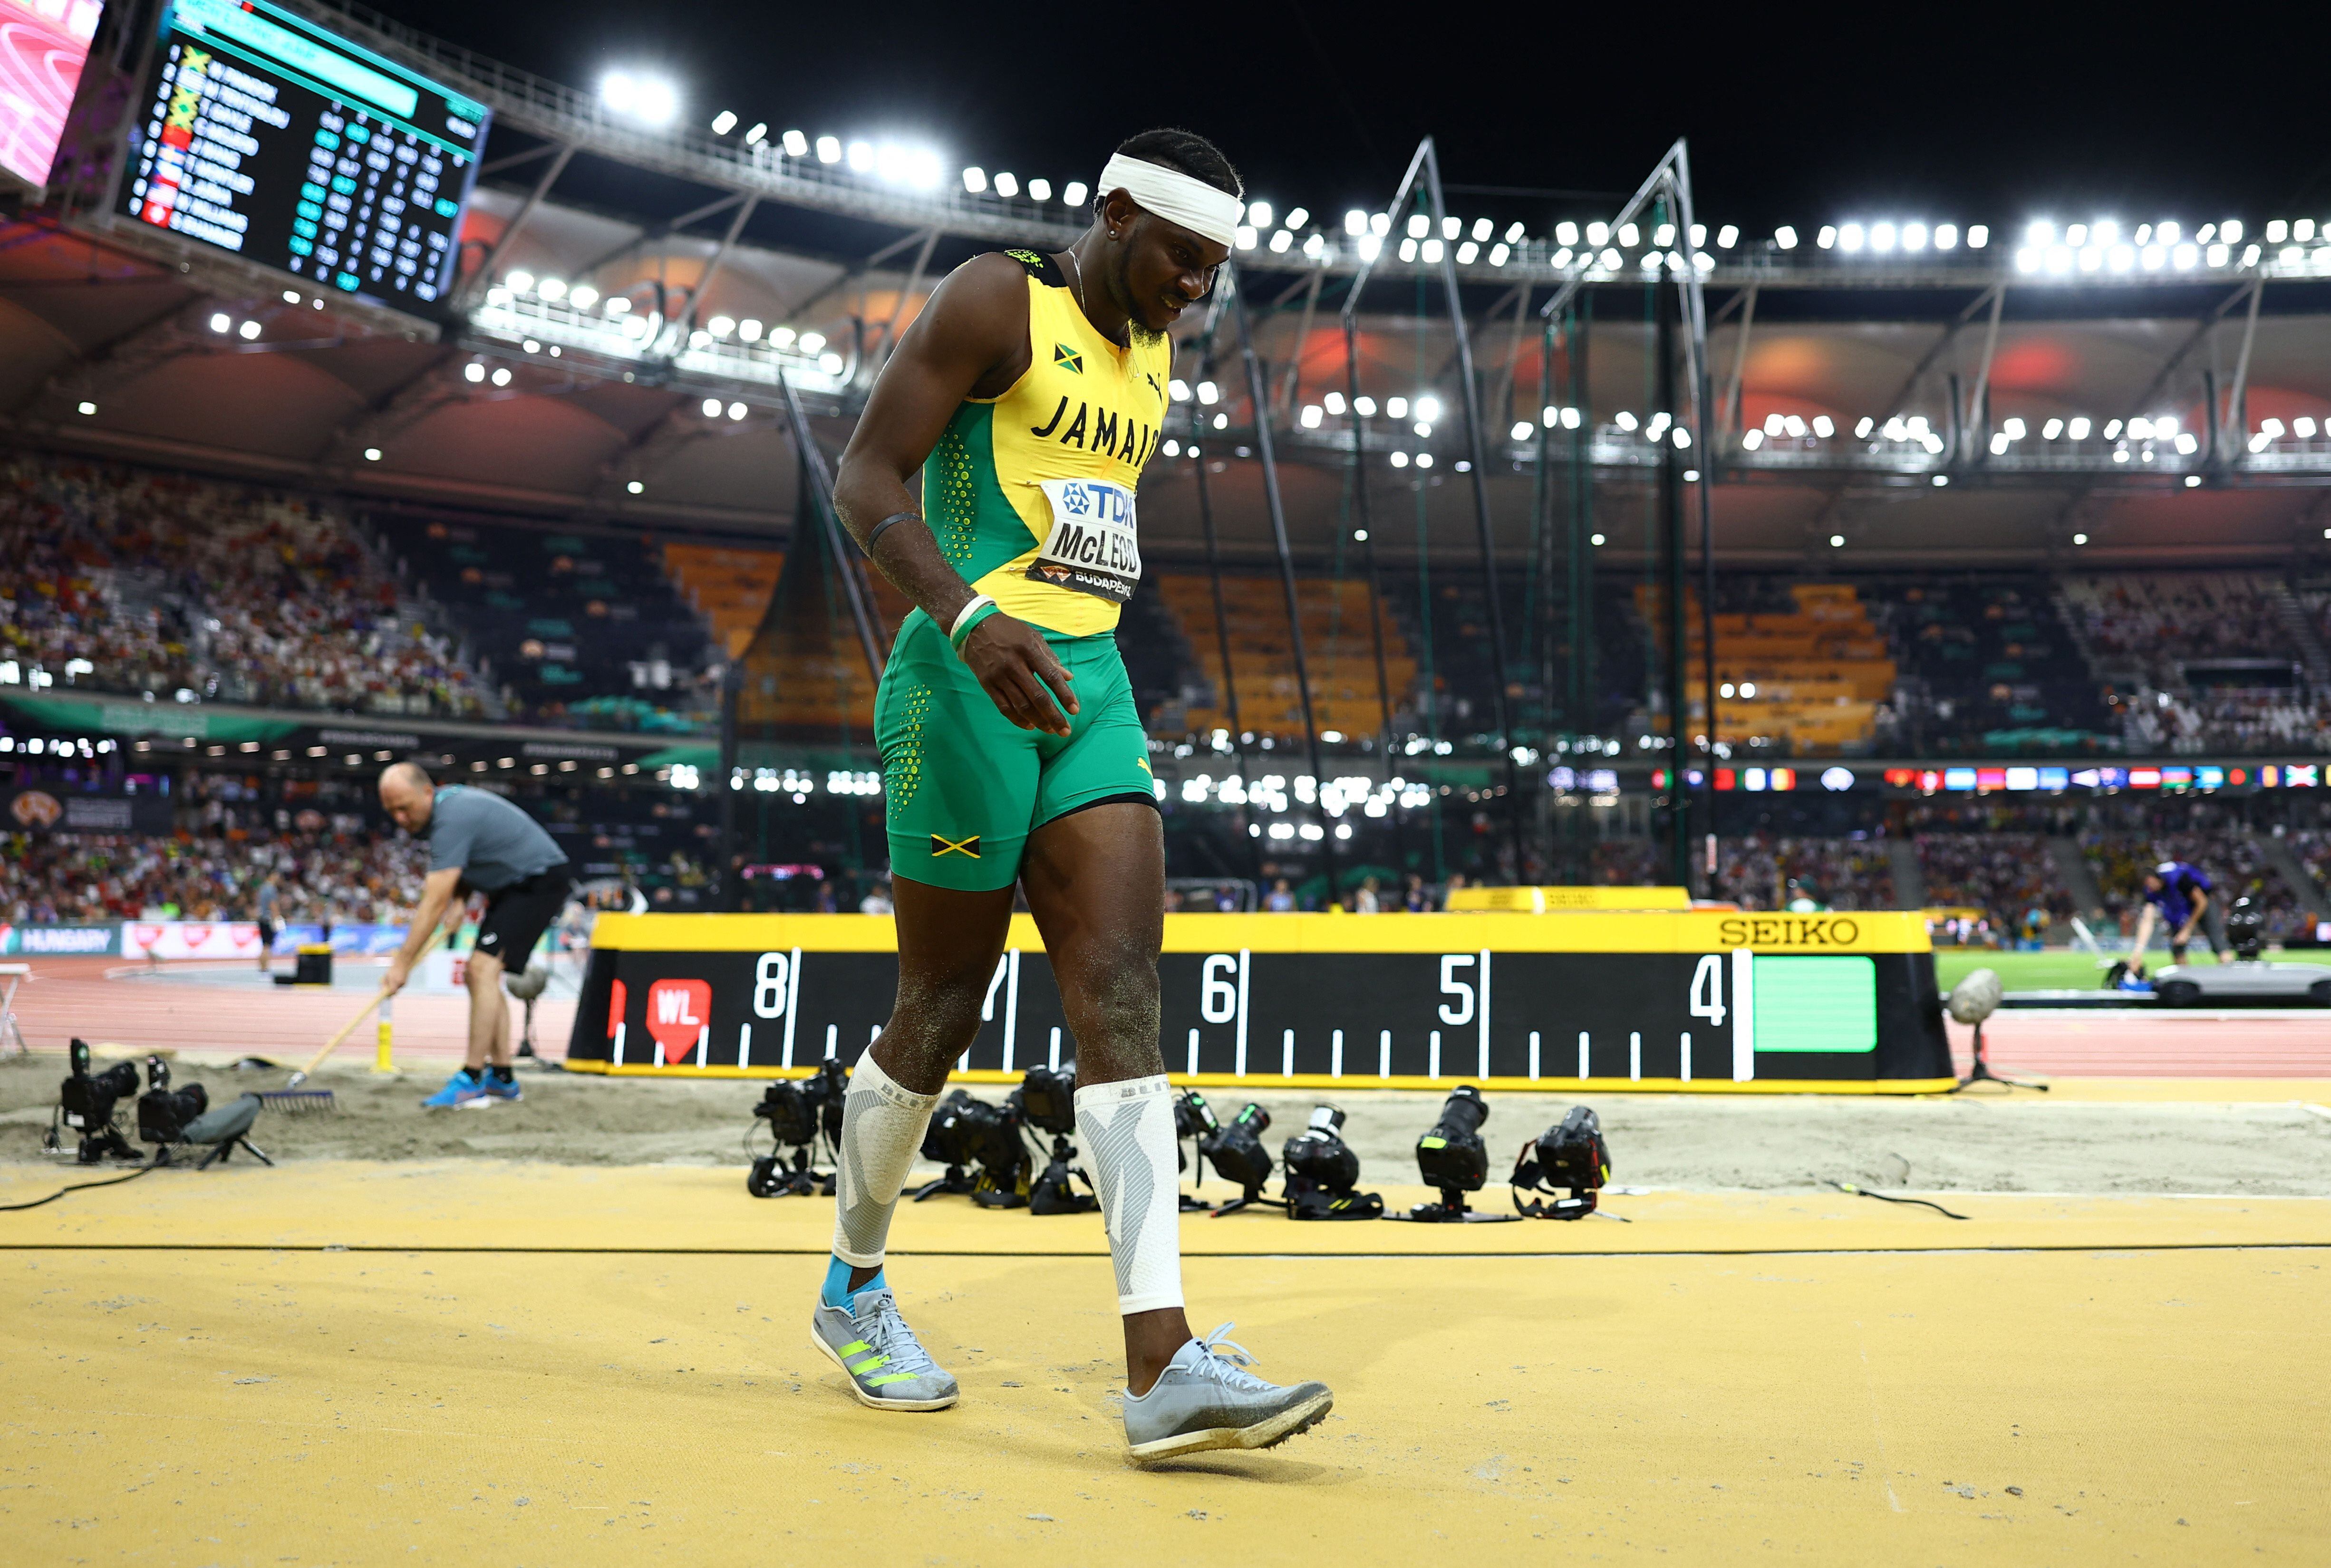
xmin=5 ymin=1056 xmax=2326 ymax=1196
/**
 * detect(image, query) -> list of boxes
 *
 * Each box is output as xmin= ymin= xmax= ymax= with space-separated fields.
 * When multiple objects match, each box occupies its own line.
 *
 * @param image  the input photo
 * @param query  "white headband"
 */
xmin=1096 ymin=153 xmax=1241 ymax=249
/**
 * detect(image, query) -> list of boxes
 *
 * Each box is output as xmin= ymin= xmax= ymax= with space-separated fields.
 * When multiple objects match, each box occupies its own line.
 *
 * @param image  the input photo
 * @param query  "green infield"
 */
xmin=1932 ymin=947 xmax=2126 ymax=991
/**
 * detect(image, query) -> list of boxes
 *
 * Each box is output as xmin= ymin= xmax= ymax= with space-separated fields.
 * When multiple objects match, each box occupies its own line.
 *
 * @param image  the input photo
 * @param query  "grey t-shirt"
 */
xmin=426 ymin=785 xmax=567 ymax=893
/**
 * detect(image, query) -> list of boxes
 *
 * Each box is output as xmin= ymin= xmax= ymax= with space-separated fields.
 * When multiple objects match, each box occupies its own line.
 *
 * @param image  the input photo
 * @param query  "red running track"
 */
xmin=2 ymin=958 xmax=573 ymax=1067
xmin=6 ymin=957 xmax=2327 ymax=1078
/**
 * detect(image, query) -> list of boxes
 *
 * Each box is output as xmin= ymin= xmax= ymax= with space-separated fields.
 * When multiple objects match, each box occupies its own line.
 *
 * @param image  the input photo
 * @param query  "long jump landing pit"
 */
xmin=1 ymin=1165 xmax=2323 ymax=1563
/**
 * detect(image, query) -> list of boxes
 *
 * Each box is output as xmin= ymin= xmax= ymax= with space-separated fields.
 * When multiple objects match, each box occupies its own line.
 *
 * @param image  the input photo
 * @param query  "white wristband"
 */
xmin=948 ymin=595 xmax=997 ymax=639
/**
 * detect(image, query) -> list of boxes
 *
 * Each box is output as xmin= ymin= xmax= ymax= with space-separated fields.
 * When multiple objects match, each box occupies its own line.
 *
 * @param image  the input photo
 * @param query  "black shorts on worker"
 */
xmin=466 ymin=866 xmax=573 ymax=966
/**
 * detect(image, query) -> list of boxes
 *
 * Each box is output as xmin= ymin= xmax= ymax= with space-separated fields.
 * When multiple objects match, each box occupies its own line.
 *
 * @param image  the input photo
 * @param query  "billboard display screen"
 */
xmin=0 ymin=0 xmax=105 ymax=187
xmin=121 ymin=0 xmax=489 ymax=309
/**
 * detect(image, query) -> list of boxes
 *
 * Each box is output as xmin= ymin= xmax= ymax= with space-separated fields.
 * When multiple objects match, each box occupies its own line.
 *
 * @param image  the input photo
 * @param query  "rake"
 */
xmin=261 ymin=928 xmax=451 ymax=1113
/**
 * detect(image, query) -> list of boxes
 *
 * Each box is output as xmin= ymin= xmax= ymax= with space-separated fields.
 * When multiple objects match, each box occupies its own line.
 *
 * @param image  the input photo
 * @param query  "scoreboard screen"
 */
xmin=122 ymin=0 xmax=490 ymax=310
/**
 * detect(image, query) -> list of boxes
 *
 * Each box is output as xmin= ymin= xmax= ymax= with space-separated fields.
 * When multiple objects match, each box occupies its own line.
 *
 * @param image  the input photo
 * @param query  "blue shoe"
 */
xmin=422 ymin=1068 xmax=491 ymax=1109
xmin=479 ymin=1071 xmax=523 ymax=1104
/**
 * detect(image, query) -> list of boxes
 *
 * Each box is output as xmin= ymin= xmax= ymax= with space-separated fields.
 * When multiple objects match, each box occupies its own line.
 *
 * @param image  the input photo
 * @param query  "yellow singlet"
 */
xmin=919 ymin=248 xmax=1175 ymax=638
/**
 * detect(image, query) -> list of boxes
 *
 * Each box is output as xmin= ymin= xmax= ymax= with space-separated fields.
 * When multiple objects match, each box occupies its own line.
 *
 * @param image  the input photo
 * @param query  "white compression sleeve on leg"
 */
xmin=831 ymin=1053 xmax=939 ymax=1270
xmin=1075 ymin=1075 xmax=1185 ymax=1314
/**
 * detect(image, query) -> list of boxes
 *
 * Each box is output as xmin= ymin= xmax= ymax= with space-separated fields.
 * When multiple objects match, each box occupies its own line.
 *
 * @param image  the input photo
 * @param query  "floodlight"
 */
xmin=1855 ymin=416 xmax=1874 ymax=437
xmin=538 ymin=277 xmax=568 ymax=300
xmin=1442 ymin=215 xmax=1460 ymax=240
xmin=1304 ymin=234 xmax=1325 ymax=259
xmin=1197 ymin=380 xmax=1219 ymax=405
xmin=2042 ymin=417 xmax=2063 ymax=440
xmin=815 ymin=135 xmax=841 ymax=164
xmin=1936 ymin=223 xmax=1958 ymax=250
xmin=2104 ymin=419 xmax=2124 ymax=440
xmin=736 ymin=318 xmax=761 ymax=342
xmin=363 ymin=447 xmax=381 ymax=461
xmin=1812 ymin=414 xmax=1834 ymax=437
xmin=799 ymin=332 xmax=825 ymax=353
xmin=1285 ymin=207 xmax=1309 ymax=229
xmin=490 ymin=367 xmax=512 ymax=387
xmin=2072 ymin=533 xmax=2087 ymax=545
xmin=1989 ymin=432 xmax=2010 ymax=455
xmin=1301 ymin=405 xmax=1325 ymax=429
xmin=604 ymin=296 xmax=629 ymax=314
xmin=1354 ymin=396 xmax=1376 ymax=416
xmin=1414 ymin=395 xmax=1442 ymax=423
xmin=1870 ymin=221 xmax=1895 ymax=251
xmin=846 ymin=140 xmax=874 ymax=172
xmin=1489 ymin=243 xmax=1509 ymax=266
xmin=1764 ymin=412 xmax=1784 ymax=436
xmin=1653 ymin=222 xmax=1674 ymax=246
xmin=2002 ymin=417 xmax=2026 ymax=440
xmin=463 ymin=361 xmax=485 ymax=383
xmin=1741 ymin=428 xmax=1764 ymax=451
xmin=728 ymin=402 xmax=746 ymax=421
xmin=627 ymin=481 xmax=644 ymax=494
xmin=2297 ymin=417 xmax=2319 ymax=439
xmin=2068 ymin=417 xmax=2091 ymax=440
xmin=599 ymin=70 xmax=678 ymax=128
xmin=1556 ymin=221 xmax=1580 ymax=245
xmin=2267 ymin=219 xmax=2289 ymax=243
xmin=1774 ymin=225 xmax=1798 ymax=249
xmin=1839 ymin=222 xmax=1865 ymax=251
xmin=769 ymin=326 xmax=795 ymax=346
xmin=1817 ymin=225 xmax=1837 ymax=249
xmin=1389 ymin=451 xmax=1409 ymax=468
xmin=1386 ymin=396 xmax=1409 ymax=419
xmin=1406 ymin=213 xmax=1429 ymax=239
xmin=1247 ymin=200 xmax=1273 ymax=228
xmin=1370 ymin=212 xmax=1390 ymax=236
xmin=1472 ymin=217 xmax=1492 ymax=241
xmin=1967 ymin=226 xmax=1989 ymax=248
xmin=1344 ymin=210 xmax=1367 ymax=236
xmin=874 ymin=144 xmax=942 ymax=190
xmin=1505 ymin=221 xmax=1525 ymax=242
xmin=1829 ymin=534 xmax=1845 ymax=548
xmin=1421 ymin=238 xmax=1444 ymax=263
xmin=710 ymin=110 xmax=737 ymax=135
xmin=1585 ymin=221 xmax=1608 ymax=245
xmin=781 ymin=129 xmax=808 ymax=156
xmin=1716 ymin=223 xmax=1738 ymax=247
xmin=1027 ymin=177 xmax=1051 ymax=201
xmin=993 ymin=172 xmax=1019 ymax=197
xmin=2298 ymin=219 xmax=2318 ymax=242
xmin=1270 ymin=230 xmax=1293 ymax=253
xmin=1614 ymin=410 xmax=1637 ymax=431
xmin=77 ymin=401 xmax=96 ymax=415
xmin=2155 ymin=414 xmax=2179 ymax=439
xmin=707 ymin=315 xmax=734 ymax=337
xmin=1064 ymin=181 xmax=1088 ymax=207
xmin=745 ymin=123 xmax=766 ymax=145
xmin=1324 ymin=392 xmax=1346 ymax=414
xmin=1903 ymin=221 xmax=1926 ymax=250
xmin=1510 ymin=421 xmax=1533 ymax=441
xmin=209 ymin=312 xmax=230 ymax=333
xmin=1170 ymin=378 xmax=1191 ymax=402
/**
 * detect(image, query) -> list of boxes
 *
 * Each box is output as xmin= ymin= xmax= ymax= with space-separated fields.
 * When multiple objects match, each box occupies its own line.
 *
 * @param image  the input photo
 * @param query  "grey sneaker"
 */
xmin=1122 ymin=1323 xmax=1333 ymax=1460
xmin=809 ymin=1287 xmax=959 ymax=1412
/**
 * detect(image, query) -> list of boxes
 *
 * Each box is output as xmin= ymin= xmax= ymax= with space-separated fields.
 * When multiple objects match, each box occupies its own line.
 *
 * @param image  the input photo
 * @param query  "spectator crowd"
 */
xmin=1 ymin=453 xmax=486 ymax=718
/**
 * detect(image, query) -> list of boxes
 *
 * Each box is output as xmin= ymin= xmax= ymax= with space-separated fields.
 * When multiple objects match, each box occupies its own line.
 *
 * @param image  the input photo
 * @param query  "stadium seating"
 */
xmin=1915 ymin=832 xmax=2075 ymax=928
xmin=1862 ymin=575 xmax=2108 ymax=754
xmin=1 ymin=452 xmax=487 ymax=719
xmin=1646 ymin=580 xmax=1894 ymax=753
xmin=1713 ymin=835 xmax=1896 ymax=911
xmin=371 ymin=515 xmax=718 ymax=730
xmin=1161 ymin=572 xmax=1418 ymax=740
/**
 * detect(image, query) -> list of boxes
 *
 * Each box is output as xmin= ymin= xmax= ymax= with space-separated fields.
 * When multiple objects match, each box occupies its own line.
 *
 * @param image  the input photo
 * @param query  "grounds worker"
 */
xmin=2126 ymin=858 xmax=2225 ymax=978
xmin=377 ymin=762 xmax=573 ymax=1108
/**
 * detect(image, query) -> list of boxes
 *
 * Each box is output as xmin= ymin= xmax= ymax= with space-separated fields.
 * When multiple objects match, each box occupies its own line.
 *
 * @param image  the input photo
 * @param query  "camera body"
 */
xmin=1512 ymin=1105 xmax=1611 ymax=1220
xmin=746 ymin=1058 xmax=849 ymax=1198
xmin=1013 ymin=1064 xmax=1078 ymax=1138
xmin=918 ymin=1088 xmax=1030 ymax=1206
xmin=1282 ymin=1105 xmax=1359 ymax=1193
xmin=54 ymin=1039 xmax=141 ymax=1163
xmin=1414 ymin=1084 xmax=1491 ymax=1197
xmin=1199 ymin=1102 xmax=1275 ymax=1204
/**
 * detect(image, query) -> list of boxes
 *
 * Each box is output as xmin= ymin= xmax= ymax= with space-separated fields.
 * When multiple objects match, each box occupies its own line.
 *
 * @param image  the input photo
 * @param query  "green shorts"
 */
xmin=876 ymin=610 xmax=1157 ymax=891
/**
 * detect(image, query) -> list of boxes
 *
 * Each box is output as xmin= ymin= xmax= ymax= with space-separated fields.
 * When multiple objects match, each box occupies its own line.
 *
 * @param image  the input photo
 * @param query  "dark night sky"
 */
xmin=373 ymin=0 xmax=2331 ymax=237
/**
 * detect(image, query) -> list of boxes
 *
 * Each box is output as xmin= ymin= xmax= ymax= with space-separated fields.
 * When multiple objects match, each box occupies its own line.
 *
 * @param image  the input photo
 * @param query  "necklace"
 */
xmin=1061 ymin=245 xmax=1090 ymax=317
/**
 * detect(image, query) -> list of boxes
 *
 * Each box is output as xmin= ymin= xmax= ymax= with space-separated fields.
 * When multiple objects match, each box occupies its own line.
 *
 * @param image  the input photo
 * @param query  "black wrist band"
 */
xmin=865 ymin=511 xmax=921 ymax=553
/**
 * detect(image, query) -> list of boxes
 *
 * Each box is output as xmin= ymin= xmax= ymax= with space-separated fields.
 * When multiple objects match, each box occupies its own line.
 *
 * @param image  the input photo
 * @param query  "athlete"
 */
xmin=2124 ymin=858 xmax=2225 ymax=978
xmin=818 ymin=128 xmax=1332 ymax=1459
